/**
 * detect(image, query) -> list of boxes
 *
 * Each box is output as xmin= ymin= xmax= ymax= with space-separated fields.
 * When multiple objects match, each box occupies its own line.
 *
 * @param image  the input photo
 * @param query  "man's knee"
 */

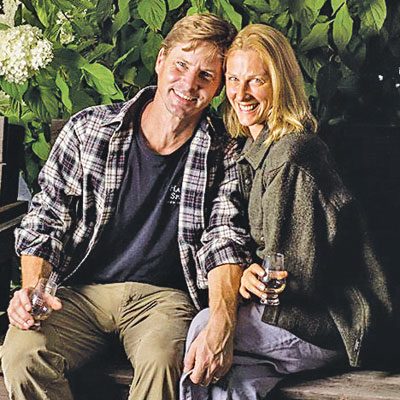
xmin=1 ymin=327 xmax=64 ymax=384
xmin=134 ymin=333 xmax=185 ymax=372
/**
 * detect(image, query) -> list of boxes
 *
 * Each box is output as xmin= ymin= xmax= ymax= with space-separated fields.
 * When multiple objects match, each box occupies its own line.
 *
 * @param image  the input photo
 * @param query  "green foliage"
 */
xmin=0 ymin=0 xmax=398 ymax=193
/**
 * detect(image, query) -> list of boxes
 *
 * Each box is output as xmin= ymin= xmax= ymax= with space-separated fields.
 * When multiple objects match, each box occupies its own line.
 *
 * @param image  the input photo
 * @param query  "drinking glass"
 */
xmin=29 ymin=272 xmax=58 ymax=330
xmin=260 ymin=253 xmax=286 ymax=306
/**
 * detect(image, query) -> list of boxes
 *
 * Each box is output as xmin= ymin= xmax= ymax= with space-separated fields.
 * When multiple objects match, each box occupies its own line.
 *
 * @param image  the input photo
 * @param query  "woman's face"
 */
xmin=225 ymin=49 xmax=273 ymax=139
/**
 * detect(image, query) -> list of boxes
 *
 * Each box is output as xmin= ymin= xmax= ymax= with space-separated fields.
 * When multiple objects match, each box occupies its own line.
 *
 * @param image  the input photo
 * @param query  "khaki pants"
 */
xmin=1 ymin=282 xmax=196 ymax=400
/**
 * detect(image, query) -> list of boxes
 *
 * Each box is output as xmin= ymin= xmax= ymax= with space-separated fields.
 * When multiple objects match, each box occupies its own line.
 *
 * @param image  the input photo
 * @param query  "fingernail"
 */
xmin=258 ymin=284 xmax=265 ymax=291
xmin=261 ymin=293 xmax=267 ymax=299
xmin=24 ymin=304 xmax=30 ymax=311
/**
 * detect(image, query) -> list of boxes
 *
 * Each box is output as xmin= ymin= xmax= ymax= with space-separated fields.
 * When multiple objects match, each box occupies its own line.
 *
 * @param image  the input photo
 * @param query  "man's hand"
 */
xmin=184 ymin=319 xmax=234 ymax=386
xmin=7 ymin=255 xmax=62 ymax=330
xmin=184 ymin=263 xmax=242 ymax=386
xmin=7 ymin=287 xmax=62 ymax=330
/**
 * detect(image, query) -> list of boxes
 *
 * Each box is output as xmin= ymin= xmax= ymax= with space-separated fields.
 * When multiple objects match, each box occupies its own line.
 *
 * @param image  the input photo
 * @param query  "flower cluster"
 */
xmin=0 ymin=0 xmax=20 ymax=27
xmin=0 ymin=25 xmax=53 ymax=84
xmin=56 ymin=11 xmax=75 ymax=45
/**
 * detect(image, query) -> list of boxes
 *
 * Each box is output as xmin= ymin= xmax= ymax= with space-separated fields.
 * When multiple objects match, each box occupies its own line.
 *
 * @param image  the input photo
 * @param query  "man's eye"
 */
xmin=227 ymin=76 xmax=238 ymax=82
xmin=200 ymin=71 xmax=212 ymax=80
xmin=176 ymin=61 xmax=186 ymax=68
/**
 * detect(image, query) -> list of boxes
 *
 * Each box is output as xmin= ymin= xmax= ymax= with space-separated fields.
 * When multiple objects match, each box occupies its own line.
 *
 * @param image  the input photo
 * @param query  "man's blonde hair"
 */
xmin=224 ymin=24 xmax=317 ymax=144
xmin=162 ymin=13 xmax=237 ymax=59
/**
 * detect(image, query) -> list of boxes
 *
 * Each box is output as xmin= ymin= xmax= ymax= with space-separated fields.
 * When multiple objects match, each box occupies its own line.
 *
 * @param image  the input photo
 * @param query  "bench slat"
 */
xmin=278 ymin=370 xmax=400 ymax=400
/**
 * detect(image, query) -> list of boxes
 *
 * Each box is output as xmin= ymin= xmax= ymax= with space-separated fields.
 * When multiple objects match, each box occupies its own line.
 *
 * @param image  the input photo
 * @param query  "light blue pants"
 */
xmin=180 ymin=301 xmax=344 ymax=400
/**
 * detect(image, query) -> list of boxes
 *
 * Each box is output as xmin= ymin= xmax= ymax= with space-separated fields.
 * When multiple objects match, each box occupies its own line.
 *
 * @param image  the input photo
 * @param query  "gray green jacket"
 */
xmin=237 ymin=128 xmax=393 ymax=368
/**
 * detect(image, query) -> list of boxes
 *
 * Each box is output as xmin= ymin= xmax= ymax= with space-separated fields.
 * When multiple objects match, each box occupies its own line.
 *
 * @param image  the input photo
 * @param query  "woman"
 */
xmin=180 ymin=24 xmax=392 ymax=399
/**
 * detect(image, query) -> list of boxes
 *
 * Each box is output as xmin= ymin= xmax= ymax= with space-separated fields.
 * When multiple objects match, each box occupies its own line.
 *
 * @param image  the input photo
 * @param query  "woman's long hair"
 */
xmin=223 ymin=24 xmax=317 ymax=145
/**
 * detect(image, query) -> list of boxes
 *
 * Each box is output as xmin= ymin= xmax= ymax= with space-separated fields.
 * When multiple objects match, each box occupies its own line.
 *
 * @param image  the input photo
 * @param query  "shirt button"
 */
xmin=260 ymin=236 xmax=264 ymax=242
xmin=245 ymin=178 xmax=251 ymax=185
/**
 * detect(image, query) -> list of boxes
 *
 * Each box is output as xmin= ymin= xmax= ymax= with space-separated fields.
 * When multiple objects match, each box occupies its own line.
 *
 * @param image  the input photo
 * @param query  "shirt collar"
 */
xmin=239 ymin=125 xmax=271 ymax=169
xmin=100 ymin=86 xmax=157 ymax=128
xmin=100 ymin=86 xmax=214 ymax=139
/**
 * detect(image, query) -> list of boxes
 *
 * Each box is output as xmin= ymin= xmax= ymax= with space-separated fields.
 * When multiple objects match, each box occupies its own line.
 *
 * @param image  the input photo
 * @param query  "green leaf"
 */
xmin=25 ymin=87 xmax=51 ymax=122
xmin=123 ymin=67 xmax=137 ymax=85
xmin=41 ymin=88 xmax=59 ymax=119
xmin=210 ymin=87 xmax=226 ymax=111
xmin=111 ymin=0 xmax=131 ymax=37
xmin=0 ymin=80 xmax=28 ymax=102
xmin=298 ymin=54 xmax=323 ymax=80
xmin=333 ymin=3 xmax=353 ymax=51
xmin=358 ymin=0 xmax=387 ymax=38
xmin=243 ymin=0 xmax=271 ymax=13
xmin=52 ymin=48 xmax=88 ymax=69
xmin=96 ymin=0 xmax=114 ymax=21
xmin=340 ymin=35 xmax=366 ymax=71
xmin=218 ymin=0 xmax=242 ymax=30
xmin=167 ymin=0 xmax=184 ymax=11
xmin=141 ymin=31 xmax=163 ymax=72
xmin=0 ymin=23 xmax=10 ymax=30
xmin=36 ymin=0 xmax=52 ymax=28
xmin=275 ymin=11 xmax=290 ymax=30
xmin=269 ymin=0 xmax=289 ymax=13
xmin=81 ymin=63 xmax=118 ymax=95
xmin=134 ymin=67 xmax=151 ymax=88
xmin=331 ymin=0 xmax=344 ymax=14
xmin=32 ymin=131 xmax=51 ymax=161
xmin=56 ymin=72 xmax=73 ymax=112
xmin=289 ymin=0 xmax=326 ymax=27
xmin=137 ymin=0 xmax=166 ymax=31
xmin=186 ymin=6 xmax=199 ymax=15
xmin=114 ymin=46 xmax=137 ymax=68
xmin=299 ymin=21 xmax=330 ymax=52
xmin=69 ymin=88 xmax=96 ymax=113
xmin=52 ymin=0 xmax=75 ymax=10
xmin=316 ymin=63 xmax=342 ymax=102
xmin=63 ymin=0 xmax=93 ymax=7
xmin=87 ymin=43 xmax=115 ymax=63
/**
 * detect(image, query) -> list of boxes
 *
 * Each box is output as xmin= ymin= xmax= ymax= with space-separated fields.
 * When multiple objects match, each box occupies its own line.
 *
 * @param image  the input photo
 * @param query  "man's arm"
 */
xmin=7 ymin=255 xmax=62 ymax=331
xmin=184 ymin=263 xmax=242 ymax=385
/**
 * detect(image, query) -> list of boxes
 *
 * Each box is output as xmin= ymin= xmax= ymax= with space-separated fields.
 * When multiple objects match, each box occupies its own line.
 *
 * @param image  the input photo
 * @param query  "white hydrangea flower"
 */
xmin=0 ymin=90 xmax=10 ymax=100
xmin=0 ymin=0 xmax=20 ymax=27
xmin=56 ymin=11 xmax=75 ymax=45
xmin=0 ymin=25 xmax=53 ymax=84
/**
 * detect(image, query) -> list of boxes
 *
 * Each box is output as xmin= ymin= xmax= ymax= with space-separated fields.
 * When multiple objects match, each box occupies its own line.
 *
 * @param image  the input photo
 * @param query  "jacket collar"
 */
xmin=240 ymin=126 xmax=272 ymax=169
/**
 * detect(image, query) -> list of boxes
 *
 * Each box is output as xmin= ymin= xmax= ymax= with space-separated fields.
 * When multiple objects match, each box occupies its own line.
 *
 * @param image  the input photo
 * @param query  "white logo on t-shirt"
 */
xmin=167 ymin=185 xmax=181 ymax=205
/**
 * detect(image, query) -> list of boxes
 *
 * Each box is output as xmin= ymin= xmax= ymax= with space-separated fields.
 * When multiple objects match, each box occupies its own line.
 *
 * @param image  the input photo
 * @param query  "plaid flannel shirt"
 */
xmin=15 ymin=86 xmax=251 ymax=309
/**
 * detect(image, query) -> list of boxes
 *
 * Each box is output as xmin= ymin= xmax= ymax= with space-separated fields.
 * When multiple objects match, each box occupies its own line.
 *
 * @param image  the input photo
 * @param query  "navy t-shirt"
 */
xmin=74 ymin=125 xmax=190 ymax=291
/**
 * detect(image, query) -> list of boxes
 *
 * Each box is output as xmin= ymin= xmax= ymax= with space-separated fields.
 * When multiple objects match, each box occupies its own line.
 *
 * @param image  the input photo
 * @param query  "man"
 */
xmin=1 ymin=14 xmax=251 ymax=400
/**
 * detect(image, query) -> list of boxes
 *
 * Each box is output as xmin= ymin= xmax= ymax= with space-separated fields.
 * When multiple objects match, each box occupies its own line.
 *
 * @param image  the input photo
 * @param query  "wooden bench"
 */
xmin=3 ymin=355 xmax=400 ymax=400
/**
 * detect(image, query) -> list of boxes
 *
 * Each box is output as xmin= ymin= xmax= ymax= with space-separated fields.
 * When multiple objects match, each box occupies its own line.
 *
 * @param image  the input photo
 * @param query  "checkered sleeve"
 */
xmin=197 ymin=138 xmax=252 ymax=273
xmin=14 ymin=116 xmax=83 ymax=268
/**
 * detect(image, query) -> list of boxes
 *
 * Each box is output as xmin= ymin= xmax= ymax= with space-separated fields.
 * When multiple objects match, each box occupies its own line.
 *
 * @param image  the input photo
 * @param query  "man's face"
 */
xmin=154 ymin=42 xmax=223 ymax=123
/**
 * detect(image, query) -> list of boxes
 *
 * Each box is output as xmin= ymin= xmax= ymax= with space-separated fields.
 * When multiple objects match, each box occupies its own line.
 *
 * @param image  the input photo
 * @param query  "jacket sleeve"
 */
xmin=196 ymin=139 xmax=252 ymax=274
xmin=15 ymin=118 xmax=83 ymax=268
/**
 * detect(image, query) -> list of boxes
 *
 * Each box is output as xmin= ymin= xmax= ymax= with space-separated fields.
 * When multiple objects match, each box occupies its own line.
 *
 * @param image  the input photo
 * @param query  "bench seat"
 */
xmin=2 ymin=351 xmax=400 ymax=399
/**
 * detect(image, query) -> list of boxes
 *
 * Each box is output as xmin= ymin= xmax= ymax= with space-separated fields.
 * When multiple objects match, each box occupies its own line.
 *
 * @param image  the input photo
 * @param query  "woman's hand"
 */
xmin=239 ymin=263 xmax=288 ymax=301
xmin=239 ymin=263 xmax=267 ymax=300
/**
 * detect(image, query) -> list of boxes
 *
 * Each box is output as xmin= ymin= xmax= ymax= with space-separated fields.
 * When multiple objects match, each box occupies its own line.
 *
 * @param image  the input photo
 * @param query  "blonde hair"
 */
xmin=223 ymin=24 xmax=317 ymax=145
xmin=162 ymin=13 xmax=237 ymax=60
